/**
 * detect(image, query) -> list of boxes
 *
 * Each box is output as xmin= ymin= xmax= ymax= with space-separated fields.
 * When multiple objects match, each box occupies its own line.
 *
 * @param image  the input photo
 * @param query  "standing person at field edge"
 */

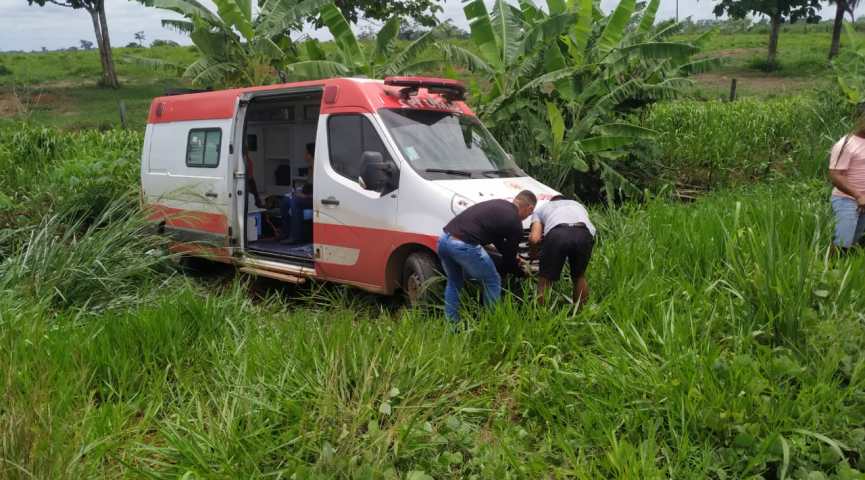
xmin=528 ymin=195 xmax=596 ymax=307
xmin=829 ymin=114 xmax=865 ymax=251
xmin=437 ymin=191 xmax=537 ymax=323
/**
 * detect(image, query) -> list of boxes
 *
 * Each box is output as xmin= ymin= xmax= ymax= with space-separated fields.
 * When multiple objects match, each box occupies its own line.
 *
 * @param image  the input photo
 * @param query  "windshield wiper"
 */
xmin=482 ymin=168 xmax=521 ymax=177
xmin=425 ymin=168 xmax=473 ymax=177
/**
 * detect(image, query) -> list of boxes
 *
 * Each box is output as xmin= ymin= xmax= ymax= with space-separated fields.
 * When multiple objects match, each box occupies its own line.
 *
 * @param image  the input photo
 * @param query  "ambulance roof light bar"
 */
xmin=383 ymin=76 xmax=466 ymax=101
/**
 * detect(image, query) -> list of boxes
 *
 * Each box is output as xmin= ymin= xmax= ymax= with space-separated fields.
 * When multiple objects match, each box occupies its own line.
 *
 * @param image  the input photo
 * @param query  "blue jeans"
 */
xmin=832 ymin=196 xmax=865 ymax=248
xmin=280 ymin=194 xmax=313 ymax=242
xmin=437 ymin=233 xmax=502 ymax=322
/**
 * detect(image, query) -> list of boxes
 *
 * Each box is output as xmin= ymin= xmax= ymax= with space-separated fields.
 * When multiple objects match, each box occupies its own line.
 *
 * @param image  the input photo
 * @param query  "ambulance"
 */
xmin=141 ymin=76 xmax=558 ymax=303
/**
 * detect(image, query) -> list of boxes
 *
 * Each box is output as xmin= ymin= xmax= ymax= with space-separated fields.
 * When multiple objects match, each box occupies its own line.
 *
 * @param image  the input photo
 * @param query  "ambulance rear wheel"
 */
xmin=402 ymin=251 xmax=441 ymax=308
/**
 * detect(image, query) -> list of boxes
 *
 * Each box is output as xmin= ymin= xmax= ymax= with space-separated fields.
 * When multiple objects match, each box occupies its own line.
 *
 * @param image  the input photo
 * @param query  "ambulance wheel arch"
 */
xmin=385 ymin=244 xmax=441 ymax=305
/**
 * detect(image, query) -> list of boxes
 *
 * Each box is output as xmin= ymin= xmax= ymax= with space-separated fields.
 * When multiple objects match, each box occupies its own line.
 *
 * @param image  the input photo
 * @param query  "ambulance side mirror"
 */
xmin=359 ymin=151 xmax=398 ymax=194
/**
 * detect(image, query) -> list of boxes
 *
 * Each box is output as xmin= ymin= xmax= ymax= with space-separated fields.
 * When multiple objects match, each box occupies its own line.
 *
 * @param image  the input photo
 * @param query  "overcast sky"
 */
xmin=1 ymin=0 xmax=861 ymax=52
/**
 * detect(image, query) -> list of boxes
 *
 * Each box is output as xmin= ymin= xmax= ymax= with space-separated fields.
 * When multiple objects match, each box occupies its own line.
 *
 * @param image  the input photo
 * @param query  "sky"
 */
xmin=0 ymin=0 xmax=861 ymax=52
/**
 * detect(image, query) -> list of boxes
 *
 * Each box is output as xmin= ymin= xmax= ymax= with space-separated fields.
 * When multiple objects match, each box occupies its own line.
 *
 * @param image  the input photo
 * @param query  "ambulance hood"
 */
xmin=434 ymin=176 xmax=560 ymax=225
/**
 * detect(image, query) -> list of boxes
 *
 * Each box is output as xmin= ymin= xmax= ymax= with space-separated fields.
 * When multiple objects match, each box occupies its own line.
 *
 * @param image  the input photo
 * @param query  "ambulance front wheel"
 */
xmin=402 ymin=251 xmax=442 ymax=308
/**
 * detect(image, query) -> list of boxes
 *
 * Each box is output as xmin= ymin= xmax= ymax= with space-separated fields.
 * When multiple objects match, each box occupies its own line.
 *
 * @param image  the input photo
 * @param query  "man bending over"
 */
xmin=437 ymin=190 xmax=537 ymax=323
xmin=529 ymin=195 xmax=596 ymax=307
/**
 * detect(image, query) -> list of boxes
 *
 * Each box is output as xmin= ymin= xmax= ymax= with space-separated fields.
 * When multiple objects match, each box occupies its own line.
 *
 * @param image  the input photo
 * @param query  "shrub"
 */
xmin=0 ymin=124 xmax=143 ymax=228
xmin=40 ymin=129 xmax=143 ymax=219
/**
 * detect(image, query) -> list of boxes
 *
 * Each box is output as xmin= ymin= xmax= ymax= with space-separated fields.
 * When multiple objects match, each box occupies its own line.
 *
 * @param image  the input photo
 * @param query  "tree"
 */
xmin=150 ymin=39 xmax=178 ymax=48
xmin=446 ymin=0 xmax=708 ymax=200
xmin=80 ymin=39 xmax=94 ymax=50
xmin=315 ymin=0 xmax=442 ymax=28
xmin=713 ymin=0 xmax=822 ymax=70
xmin=134 ymin=31 xmax=146 ymax=44
xmin=833 ymin=21 xmax=865 ymax=106
xmin=140 ymin=0 xmax=331 ymax=87
xmin=284 ymin=4 xmax=447 ymax=80
xmin=829 ymin=0 xmax=861 ymax=58
xmin=26 ymin=0 xmax=119 ymax=88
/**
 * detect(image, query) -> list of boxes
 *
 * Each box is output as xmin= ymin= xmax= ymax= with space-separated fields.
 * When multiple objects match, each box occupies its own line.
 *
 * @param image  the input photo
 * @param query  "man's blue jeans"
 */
xmin=831 ymin=195 xmax=865 ymax=248
xmin=437 ymin=233 xmax=502 ymax=322
xmin=280 ymin=194 xmax=313 ymax=242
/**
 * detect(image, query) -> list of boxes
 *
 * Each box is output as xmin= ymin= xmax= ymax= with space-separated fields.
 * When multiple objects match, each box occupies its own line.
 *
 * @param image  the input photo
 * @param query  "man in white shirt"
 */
xmin=528 ymin=195 xmax=596 ymax=307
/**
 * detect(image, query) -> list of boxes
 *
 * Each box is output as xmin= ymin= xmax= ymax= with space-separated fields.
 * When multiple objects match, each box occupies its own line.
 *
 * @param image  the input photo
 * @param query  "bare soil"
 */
xmin=0 ymin=90 xmax=73 ymax=118
xmin=692 ymin=72 xmax=822 ymax=95
xmin=0 ymin=93 xmax=20 ymax=117
xmin=705 ymin=47 xmax=764 ymax=59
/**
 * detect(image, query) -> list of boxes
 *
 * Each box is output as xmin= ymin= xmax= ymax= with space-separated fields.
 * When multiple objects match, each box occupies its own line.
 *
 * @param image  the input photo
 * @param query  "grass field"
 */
xmin=5 ymin=174 xmax=865 ymax=478
xmin=680 ymin=31 xmax=840 ymax=99
xmin=0 ymin=28 xmax=855 ymax=130
xmin=0 ymin=46 xmax=194 ymax=130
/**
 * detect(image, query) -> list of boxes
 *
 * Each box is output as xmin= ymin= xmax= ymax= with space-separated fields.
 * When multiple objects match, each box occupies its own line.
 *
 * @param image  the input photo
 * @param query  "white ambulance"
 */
xmin=141 ymin=76 xmax=558 ymax=303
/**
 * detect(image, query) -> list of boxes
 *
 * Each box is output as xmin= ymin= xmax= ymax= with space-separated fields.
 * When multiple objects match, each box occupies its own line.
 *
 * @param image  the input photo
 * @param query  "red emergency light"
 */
xmin=384 ymin=76 xmax=466 ymax=101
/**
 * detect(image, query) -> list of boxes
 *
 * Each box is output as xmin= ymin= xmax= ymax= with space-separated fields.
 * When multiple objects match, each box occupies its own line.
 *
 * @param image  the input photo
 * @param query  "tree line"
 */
xmin=23 ymin=0 xmax=864 ymax=89
xmin=713 ymin=0 xmax=860 ymax=69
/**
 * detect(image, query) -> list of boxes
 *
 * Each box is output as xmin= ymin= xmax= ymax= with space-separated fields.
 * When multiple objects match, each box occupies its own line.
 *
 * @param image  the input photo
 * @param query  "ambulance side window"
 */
xmin=327 ymin=115 xmax=392 ymax=183
xmin=186 ymin=128 xmax=221 ymax=168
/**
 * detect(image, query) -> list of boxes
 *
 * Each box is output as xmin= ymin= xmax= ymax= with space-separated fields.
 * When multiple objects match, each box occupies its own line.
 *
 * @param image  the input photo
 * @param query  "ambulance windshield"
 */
xmin=379 ymin=109 xmax=524 ymax=180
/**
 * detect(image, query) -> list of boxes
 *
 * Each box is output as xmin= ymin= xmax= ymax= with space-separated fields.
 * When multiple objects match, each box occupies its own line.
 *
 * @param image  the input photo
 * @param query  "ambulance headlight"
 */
xmin=450 ymin=194 xmax=474 ymax=215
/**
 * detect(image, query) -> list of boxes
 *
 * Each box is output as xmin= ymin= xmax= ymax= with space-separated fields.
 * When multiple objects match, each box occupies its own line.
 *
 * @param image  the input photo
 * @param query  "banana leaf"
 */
xmin=374 ymin=17 xmax=401 ymax=64
xmin=463 ymin=0 xmax=502 ymax=69
xmin=637 ymin=0 xmax=660 ymax=36
xmin=320 ymin=4 xmax=365 ymax=68
xmin=213 ymin=0 xmax=253 ymax=41
xmin=598 ymin=0 xmax=635 ymax=53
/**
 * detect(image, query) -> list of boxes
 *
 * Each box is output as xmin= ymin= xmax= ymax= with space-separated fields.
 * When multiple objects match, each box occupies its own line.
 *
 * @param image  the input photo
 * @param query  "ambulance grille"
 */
xmin=518 ymin=228 xmax=539 ymax=275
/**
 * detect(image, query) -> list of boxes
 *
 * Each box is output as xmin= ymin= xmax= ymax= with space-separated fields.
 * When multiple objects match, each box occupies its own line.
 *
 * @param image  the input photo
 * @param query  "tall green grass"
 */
xmin=645 ymin=93 xmax=849 ymax=190
xmin=0 ymin=200 xmax=171 ymax=312
xmin=4 ymin=178 xmax=865 ymax=478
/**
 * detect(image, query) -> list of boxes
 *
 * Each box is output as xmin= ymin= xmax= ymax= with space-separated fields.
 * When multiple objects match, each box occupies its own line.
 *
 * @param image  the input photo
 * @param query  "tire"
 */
xmin=402 ymin=251 xmax=442 ymax=308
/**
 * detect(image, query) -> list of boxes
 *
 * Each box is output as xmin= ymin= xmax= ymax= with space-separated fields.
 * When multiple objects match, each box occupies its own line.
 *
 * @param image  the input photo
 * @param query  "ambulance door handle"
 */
xmin=321 ymin=196 xmax=340 ymax=206
xmin=205 ymin=191 xmax=218 ymax=199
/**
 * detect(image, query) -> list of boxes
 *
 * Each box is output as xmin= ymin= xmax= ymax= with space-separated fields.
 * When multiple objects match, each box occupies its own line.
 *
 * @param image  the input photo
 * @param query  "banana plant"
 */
xmin=139 ymin=0 xmax=332 ymax=87
xmin=446 ymin=0 xmax=710 ymax=200
xmin=833 ymin=21 xmax=865 ymax=107
xmin=283 ymin=4 xmax=448 ymax=80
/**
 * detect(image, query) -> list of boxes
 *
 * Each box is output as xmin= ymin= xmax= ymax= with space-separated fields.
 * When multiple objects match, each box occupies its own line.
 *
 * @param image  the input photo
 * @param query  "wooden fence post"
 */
xmin=729 ymin=78 xmax=738 ymax=102
xmin=118 ymin=100 xmax=128 ymax=129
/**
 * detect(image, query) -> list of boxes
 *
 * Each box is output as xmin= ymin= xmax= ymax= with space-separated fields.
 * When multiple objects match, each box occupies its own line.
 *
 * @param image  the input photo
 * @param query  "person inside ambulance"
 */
xmin=243 ymin=143 xmax=263 ymax=208
xmin=279 ymin=142 xmax=315 ymax=244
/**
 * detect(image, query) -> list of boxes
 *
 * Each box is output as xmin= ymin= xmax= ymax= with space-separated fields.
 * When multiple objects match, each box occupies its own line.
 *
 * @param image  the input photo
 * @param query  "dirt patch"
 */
xmin=19 ymin=79 xmax=94 ymax=89
xmin=0 ymin=90 xmax=74 ymax=117
xmin=0 ymin=93 xmax=21 ymax=116
xmin=707 ymin=48 xmax=763 ymax=59
xmin=692 ymin=72 xmax=821 ymax=94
